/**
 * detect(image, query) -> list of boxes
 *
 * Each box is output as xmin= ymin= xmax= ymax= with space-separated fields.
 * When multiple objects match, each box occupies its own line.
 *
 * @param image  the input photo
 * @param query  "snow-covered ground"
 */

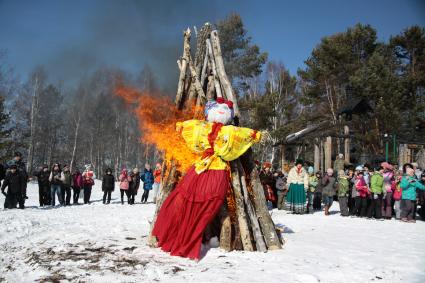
xmin=1 ymin=182 xmax=424 ymax=283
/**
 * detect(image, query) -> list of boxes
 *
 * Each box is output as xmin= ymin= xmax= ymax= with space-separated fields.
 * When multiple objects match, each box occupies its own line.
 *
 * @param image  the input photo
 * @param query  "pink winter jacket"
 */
xmin=119 ymin=172 xmax=132 ymax=190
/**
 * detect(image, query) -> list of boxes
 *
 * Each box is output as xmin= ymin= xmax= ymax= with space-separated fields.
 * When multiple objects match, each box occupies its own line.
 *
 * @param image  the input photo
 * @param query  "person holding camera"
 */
xmin=49 ymin=163 xmax=64 ymax=206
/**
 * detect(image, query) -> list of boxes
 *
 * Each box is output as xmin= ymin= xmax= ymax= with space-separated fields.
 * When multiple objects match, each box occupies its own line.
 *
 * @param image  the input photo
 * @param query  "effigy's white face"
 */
xmin=206 ymin=103 xmax=233 ymax=125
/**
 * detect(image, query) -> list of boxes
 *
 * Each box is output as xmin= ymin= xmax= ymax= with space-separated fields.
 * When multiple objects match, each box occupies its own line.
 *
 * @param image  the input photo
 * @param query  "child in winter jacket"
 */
xmin=307 ymin=167 xmax=317 ymax=213
xmin=400 ymin=167 xmax=425 ymax=222
xmin=393 ymin=171 xmax=403 ymax=219
xmin=119 ymin=169 xmax=132 ymax=204
xmin=354 ymin=171 xmax=369 ymax=217
xmin=83 ymin=174 xmax=95 ymax=204
xmin=102 ymin=168 xmax=115 ymax=204
xmin=140 ymin=164 xmax=154 ymax=203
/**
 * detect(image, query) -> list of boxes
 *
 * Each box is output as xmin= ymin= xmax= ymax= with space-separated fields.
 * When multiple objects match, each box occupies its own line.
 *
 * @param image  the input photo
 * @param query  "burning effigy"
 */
xmin=116 ymin=23 xmax=283 ymax=259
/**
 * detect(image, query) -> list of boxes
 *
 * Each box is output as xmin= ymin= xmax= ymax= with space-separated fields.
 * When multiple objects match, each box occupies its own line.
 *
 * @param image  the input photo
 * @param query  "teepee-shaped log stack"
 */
xmin=148 ymin=23 xmax=283 ymax=252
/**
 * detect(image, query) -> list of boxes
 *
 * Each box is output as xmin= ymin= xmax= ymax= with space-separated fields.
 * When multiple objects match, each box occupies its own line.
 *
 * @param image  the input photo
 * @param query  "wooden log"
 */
xmin=344 ymin=125 xmax=350 ymax=163
xmin=194 ymin=23 xmax=212 ymax=78
xmin=314 ymin=139 xmax=320 ymax=172
xmin=188 ymin=57 xmax=206 ymax=102
xmin=237 ymin=160 xmax=267 ymax=252
xmin=210 ymin=30 xmax=240 ymax=117
xmin=219 ymin=206 xmax=232 ymax=252
xmin=230 ymin=161 xmax=254 ymax=251
xmin=200 ymin=47 xmax=209 ymax=88
xmin=324 ymin=136 xmax=332 ymax=170
xmin=175 ymin=28 xmax=191 ymax=109
xmin=240 ymin=150 xmax=282 ymax=250
xmin=206 ymin=38 xmax=223 ymax=98
xmin=147 ymin=160 xmax=177 ymax=247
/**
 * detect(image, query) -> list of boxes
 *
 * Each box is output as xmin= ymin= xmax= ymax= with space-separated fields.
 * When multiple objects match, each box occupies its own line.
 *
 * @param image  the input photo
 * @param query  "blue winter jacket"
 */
xmin=400 ymin=175 xmax=425 ymax=200
xmin=141 ymin=169 xmax=154 ymax=190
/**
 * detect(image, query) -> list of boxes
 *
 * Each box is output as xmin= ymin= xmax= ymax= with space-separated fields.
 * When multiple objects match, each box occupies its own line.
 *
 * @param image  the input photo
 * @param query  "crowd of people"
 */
xmin=259 ymin=154 xmax=425 ymax=223
xmin=0 ymin=151 xmax=163 ymax=209
xmin=2 ymin=150 xmax=425 ymax=224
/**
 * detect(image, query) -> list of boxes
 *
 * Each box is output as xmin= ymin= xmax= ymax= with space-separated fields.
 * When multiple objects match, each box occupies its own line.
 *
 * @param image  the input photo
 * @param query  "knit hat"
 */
xmin=355 ymin=165 xmax=364 ymax=171
xmin=338 ymin=170 xmax=347 ymax=177
xmin=380 ymin=162 xmax=393 ymax=170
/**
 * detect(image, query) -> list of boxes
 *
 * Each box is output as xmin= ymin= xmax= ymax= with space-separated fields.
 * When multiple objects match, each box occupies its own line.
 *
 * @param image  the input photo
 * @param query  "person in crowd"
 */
xmin=275 ymin=170 xmax=287 ymax=210
xmin=363 ymin=165 xmax=371 ymax=189
xmin=72 ymin=169 xmax=83 ymax=204
xmin=333 ymin=153 xmax=346 ymax=176
xmin=337 ymin=170 xmax=350 ymax=217
xmin=368 ymin=166 xmax=384 ymax=219
xmin=152 ymin=163 xmax=162 ymax=204
xmin=1 ymin=165 xmax=23 ymax=209
xmin=49 ymin=163 xmax=63 ymax=206
xmin=260 ymin=162 xmax=276 ymax=209
xmin=82 ymin=172 xmax=95 ymax=204
xmin=119 ymin=168 xmax=131 ymax=204
xmin=61 ymin=165 xmax=73 ymax=206
xmin=0 ymin=162 xmax=5 ymax=187
xmin=347 ymin=169 xmax=356 ymax=215
xmin=381 ymin=162 xmax=394 ymax=219
xmin=129 ymin=167 xmax=140 ymax=205
xmin=313 ymin=171 xmax=323 ymax=211
xmin=419 ymin=172 xmax=425 ymax=220
xmin=285 ymin=159 xmax=308 ymax=214
xmin=400 ymin=167 xmax=425 ymax=223
xmin=322 ymin=168 xmax=337 ymax=216
xmin=140 ymin=164 xmax=154 ymax=203
xmin=6 ymin=151 xmax=28 ymax=209
xmin=393 ymin=170 xmax=403 ymax=220
xmin=33 ymin=164 xmax=51 ymax=206
xmin=306 ymin=166 xmax=317 ymax=213
xmin=102 ymin=168 xmax=115 ymax=204
xmin=354 ymin=170 xmax=369 ymax=217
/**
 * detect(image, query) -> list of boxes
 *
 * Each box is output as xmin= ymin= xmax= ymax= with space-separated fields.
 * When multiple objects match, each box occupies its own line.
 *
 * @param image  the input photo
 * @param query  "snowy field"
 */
xmin=1 ymin=182 xmax=425 ymax=283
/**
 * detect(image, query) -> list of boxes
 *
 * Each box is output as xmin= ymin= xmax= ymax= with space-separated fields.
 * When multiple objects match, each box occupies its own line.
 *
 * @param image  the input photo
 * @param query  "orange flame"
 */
xmin=115 ymin=86 xmax=200 ymax=172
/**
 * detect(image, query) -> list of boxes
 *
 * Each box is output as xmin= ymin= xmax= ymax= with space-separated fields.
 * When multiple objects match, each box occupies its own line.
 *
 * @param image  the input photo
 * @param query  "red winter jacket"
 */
xmin=355 ymin=177 xmax=369 ymax=198
xmin=72 ymin=173 xmax=83 ymax=188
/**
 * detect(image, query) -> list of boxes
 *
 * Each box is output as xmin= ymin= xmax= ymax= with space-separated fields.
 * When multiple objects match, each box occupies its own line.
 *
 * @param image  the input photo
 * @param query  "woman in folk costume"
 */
xmin=152 ymin=98 xmax=264 ymax=260
xmin=285 ymin=159 xmax=308 ymax=214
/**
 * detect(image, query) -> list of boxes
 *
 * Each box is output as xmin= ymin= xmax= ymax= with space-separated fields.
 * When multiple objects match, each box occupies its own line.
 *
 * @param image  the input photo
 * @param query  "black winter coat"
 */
xmin=35 ymin=170 xmax=50 ymax=187
xmin=130 ymin=173 xmax=140 ymax=192
xmin=102 ymin=174 xmax=115 ymax=192
xmin=1 ymin=172 xmax=23 ymax=194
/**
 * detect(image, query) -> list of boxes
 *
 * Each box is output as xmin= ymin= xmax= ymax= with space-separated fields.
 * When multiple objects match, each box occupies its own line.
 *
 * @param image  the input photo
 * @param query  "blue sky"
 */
xmin=0 ymin=0 xmax=424 ymax=91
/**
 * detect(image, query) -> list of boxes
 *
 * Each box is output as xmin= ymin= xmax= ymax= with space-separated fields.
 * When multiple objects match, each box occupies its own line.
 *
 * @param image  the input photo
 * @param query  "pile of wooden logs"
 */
xmin=147 ymin=23 xmax=282 ymax=252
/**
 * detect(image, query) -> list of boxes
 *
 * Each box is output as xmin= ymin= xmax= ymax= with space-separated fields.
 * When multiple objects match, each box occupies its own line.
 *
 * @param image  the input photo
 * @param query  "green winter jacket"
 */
xmin=337 ymin=177 xmax=350 ymax=197
xmin=400 ymin=175 xmax=425 ymax=200
xmin=370 ymin=172 xmax=384 ymax=194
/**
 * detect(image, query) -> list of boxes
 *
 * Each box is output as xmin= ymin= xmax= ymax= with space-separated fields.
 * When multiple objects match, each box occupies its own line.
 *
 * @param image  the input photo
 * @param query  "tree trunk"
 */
xmin=70 ymin=114 xmax=81 ymax=173
xmin=175 ymin=28 xmax=191 ymax=110
xmin=325 ymin=136 xmax=332 ymax=170
xmin=27 ymin=76 xmax=40 ymax=173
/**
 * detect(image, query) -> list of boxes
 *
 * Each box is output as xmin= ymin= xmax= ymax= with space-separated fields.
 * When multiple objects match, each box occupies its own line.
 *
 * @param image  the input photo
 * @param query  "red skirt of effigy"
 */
xmin=152 ymin=166 xmax=230 ymax=260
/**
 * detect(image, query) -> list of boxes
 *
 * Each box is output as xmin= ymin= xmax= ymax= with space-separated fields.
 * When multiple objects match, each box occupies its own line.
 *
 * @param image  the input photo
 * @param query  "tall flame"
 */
xmin=115 ymin=86 xmax=200 ymax=172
